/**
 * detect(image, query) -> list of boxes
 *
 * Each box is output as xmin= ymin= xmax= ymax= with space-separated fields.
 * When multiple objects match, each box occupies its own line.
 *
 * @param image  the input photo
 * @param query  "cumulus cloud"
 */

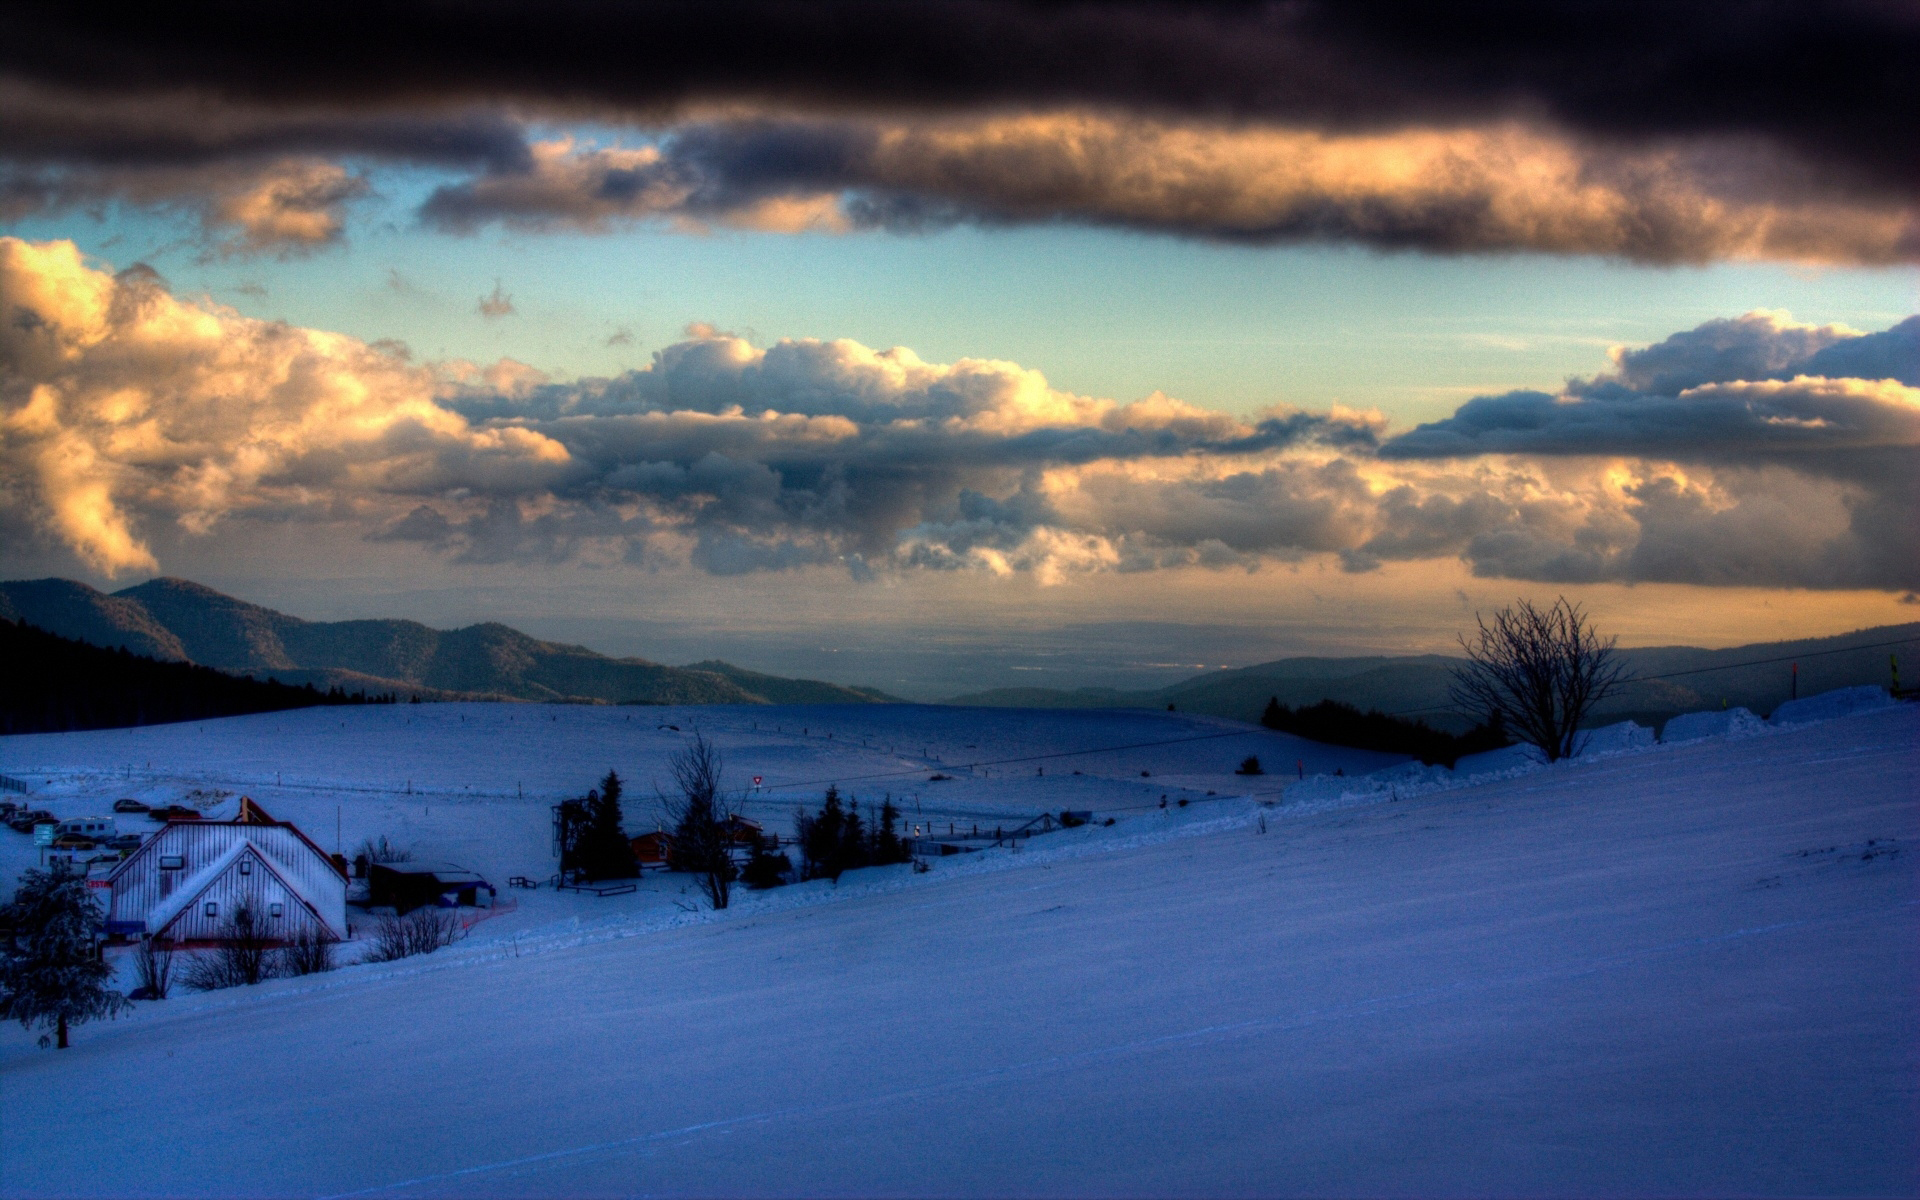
xmin=1376 ymin=311 xmax=1920 ymax=590
xmin=0 ymin=238 xmax=570 ymax=572
xmin=1382 ymin=312 xmax=1920 ymax=462
xmin=3 ymin=238 xmax=1913 ymax=590
xmin=417 ymin=116 xmax=1917 ymax=263
xmin=1 ymin=3 xmax=1914 ymax=260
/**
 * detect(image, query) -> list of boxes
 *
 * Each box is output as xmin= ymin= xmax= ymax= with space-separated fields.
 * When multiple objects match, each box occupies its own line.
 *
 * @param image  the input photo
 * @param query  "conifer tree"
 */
xmin=840 ymin=801 xmax=869 ymax=872
xmin=578 ymin=769 xmax=638 ymax=881
xmin=0 ymin=863 xmax=129 ymax=1048
xmin=873 ymin=797 xmax=909 ymax=865
xmin=797 ymin=786 xmax=847 ymax=880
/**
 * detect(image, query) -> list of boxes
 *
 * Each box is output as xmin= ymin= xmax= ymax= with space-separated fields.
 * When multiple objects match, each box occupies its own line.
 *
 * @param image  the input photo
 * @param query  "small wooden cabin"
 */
xmin=104 ymin=798 xmax=348 ymax=944
xmin=629 ymin=830 xmax=674 ymax=868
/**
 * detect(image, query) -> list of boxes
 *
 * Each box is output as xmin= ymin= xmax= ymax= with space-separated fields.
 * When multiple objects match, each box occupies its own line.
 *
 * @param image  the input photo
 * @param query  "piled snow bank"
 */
xmin=1662 ymin=707 xmax=1765 ymax=743
xmin=1452 ymin=742 xmax=1545 ymax=775
xmin=1769 ymin=685 xmax=1898 ymax=726
xmin=1576 ymin=720 xmax=1656 ymax=756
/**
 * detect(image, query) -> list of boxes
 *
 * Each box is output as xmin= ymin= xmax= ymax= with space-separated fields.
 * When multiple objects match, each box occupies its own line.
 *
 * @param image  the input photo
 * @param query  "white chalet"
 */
xmin=104 ymin=798 xmax=348 ymax=944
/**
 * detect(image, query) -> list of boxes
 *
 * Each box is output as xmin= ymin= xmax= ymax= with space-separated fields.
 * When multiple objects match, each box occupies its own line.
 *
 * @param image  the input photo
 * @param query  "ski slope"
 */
xmin=0 ymin=702 xmax=1915 ymax=1196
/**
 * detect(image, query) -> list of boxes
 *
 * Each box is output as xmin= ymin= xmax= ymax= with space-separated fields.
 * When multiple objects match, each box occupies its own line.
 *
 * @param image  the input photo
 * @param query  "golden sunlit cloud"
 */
xmin=418 ymin=114 xmax=1919 ymax=264
xmin=3 ymin=238 xmax=1913 ymax=591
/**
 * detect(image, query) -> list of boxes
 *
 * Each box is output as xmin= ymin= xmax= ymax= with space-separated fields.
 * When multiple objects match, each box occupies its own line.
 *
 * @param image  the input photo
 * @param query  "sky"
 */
xmin=1 ymin=2 xmax=1916 ymax=696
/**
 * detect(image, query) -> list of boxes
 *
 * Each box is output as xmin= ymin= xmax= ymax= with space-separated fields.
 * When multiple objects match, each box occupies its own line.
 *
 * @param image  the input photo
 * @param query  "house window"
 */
xmin=269 ymin=902 xmax=284 ymax=918
xmin=204 ymin=901 xmax=218 ymax=917
xmin=159 ymin=855 xmax=185 ymax=870
xmin=239 ymin=860 xmax=252 ymax=875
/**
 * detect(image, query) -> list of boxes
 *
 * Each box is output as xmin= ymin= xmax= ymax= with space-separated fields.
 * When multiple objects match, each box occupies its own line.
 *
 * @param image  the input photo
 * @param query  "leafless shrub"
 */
xmin=276 ymin=928 xmax=336 ymax=976
xmin=661 ymin=731 xmax=737 ymax=910
xmin=181 ymin=902 xmax=276 ymax=991
xmin=1450 ymin=597 xmax=1631 ymax=763
xmin=132 ymin=936 xmax=174 ymax=999
xmin=366 ymin=907 xmax=466 ymax=962
xmin=358 ymin=835 xmax=413 ymax=864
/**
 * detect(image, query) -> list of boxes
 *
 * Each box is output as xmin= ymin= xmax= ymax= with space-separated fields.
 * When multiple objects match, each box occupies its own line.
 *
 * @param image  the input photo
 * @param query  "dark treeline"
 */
xmin=0 ymin=619 xmax=395 ymax=735
xmin=791 ymin=786 xmax=912 ymax=882
xmin=1261 ymin=696 xmax=1510 ymax=767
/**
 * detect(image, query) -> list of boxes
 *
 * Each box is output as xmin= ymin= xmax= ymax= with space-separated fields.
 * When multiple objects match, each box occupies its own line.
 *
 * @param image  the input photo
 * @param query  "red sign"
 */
xmin=87 ymin=880 xmax=110 ymax=889
xmin=753 ymin=776 xmax=763 ymax=786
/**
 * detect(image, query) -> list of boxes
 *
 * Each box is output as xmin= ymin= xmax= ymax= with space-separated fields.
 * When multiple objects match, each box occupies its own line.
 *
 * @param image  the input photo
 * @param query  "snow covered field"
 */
xmin=0 ymin=703 xmax=1404 ymax=900
xmin=0 ymin=701 xmax=1914 ymax=1196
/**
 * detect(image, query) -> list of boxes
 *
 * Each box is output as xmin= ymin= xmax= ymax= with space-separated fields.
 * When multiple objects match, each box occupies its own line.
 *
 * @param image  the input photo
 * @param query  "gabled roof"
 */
xmin=142 ymin=837 xmax=345 ymax=940
xmin=105 ymin=800 xmax=346 ymax=885
xmin=371 ymin=861 xmax=488 ymax=886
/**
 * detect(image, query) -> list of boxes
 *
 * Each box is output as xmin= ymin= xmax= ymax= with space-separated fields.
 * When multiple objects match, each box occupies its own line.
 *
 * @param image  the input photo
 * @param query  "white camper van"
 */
xmin=57 ymin=815 xmax=117 ymax=841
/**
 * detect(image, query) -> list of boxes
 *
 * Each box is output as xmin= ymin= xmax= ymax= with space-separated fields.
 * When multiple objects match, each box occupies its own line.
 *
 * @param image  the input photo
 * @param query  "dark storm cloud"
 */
xmin=1 ymin=2 xmax=1914 ymax=258
xmin=2 ymin=2 xmax=1911 ymax=190
xmin=409 ymin=113 xmax=1918 ymax=263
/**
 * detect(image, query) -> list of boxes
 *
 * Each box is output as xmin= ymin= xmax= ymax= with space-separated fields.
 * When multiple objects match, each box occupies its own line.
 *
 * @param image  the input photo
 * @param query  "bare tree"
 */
xmin=182 ymin=901 xmax=277 ymax=990
xmin=661 ymin=731 xmax=738 ymax=910
xmin=277 ymin=928 xmax=337 ymax=976
xmin=366 ymin=907 xmax=464 ymax=962
xmin=1450 ymin=597 xmax=1631 ymax=763
xmin=357 ymin=835 xmax=413 ymax=864
xmin=133 ymin=935 xmax=175 ymax=999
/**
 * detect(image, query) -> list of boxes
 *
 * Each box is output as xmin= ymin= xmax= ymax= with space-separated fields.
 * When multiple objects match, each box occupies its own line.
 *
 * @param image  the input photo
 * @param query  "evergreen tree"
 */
xmin=797 ymin=786 xmax=847 ymax=880
xmin=577 ymin=769 xmax=638 ymax=881
xmin=872 ymin=797 xmax=909 ymax=865
xmin=0 ymin=862 xmax=129 ymax=1048
xmin=840 ymin=801 xmax=869 ymax=872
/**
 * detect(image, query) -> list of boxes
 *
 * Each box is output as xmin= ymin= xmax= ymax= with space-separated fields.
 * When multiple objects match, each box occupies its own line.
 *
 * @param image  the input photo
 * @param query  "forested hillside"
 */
xmin=0 ymin=620 xmax=383 ymax=734
xmin=0 ymin=578 xmax=896 ymax=706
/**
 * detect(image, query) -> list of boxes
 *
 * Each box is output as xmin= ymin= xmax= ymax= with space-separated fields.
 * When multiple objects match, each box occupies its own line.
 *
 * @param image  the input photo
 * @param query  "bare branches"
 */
xmin=133 ymin=936 xmax=175 ymax=1000
xmin=181 ymin=902 xmax=276 ymax=990
xmin=1450 ymin=597 xmax=1630 ymax=762
xmin=662 ymin=731 xmax=738 ymax=910
xmin=367 ymin=907 xmax=465 ymax=962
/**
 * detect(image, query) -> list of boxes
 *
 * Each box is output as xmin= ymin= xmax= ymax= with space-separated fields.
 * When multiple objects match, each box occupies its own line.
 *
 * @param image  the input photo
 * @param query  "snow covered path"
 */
xmin=2 ymin=707 xmax=1915 ymax=1196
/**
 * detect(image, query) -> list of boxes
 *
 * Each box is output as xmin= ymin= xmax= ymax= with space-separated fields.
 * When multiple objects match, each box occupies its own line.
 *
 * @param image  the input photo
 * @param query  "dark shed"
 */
xmin=368 ymin=862 xmax=495 ymax=912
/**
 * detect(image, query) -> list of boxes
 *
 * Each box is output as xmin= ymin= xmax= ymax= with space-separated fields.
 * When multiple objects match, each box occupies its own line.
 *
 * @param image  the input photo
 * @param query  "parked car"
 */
xmin=112 ymin=798 xmax=150 ymax=814
xmin=50 ymin=833 xmax=97 ymax=851
xmin=7 ymin=810 xmax=55 ymax=833
xmin=106 ymin=833 xmax=144 ymax=851
xmin=147 ymin=805 xmax=203 ymax=822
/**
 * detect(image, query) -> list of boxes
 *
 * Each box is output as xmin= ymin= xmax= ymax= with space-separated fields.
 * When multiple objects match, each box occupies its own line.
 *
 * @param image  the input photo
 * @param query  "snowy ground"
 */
xmin=0 ymin=702 xmax=1914 ymax=1196
xmin=0 ymin=703 xmax=1402 ymax=913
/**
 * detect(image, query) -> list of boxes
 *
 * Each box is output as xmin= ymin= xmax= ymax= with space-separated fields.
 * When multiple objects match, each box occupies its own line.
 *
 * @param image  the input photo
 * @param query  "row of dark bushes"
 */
xmin=1259 ymin=697 xmax=1511 ymax=767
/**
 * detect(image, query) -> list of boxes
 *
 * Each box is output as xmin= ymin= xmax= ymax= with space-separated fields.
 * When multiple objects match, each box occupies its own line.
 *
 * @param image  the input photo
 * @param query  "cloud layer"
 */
xmin=1 ymin=3 xmax=1914 ymax=259
xmin=413 ymin=116 xmax=1916 ymax=263
xmin=3 ymin=239 xmax=1915 ymax=589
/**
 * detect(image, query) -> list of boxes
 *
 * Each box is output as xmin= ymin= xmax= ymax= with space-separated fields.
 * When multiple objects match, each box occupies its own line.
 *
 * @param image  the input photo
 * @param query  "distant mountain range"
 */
xmin=945 ymin=626 xmax=1920 ymax=730
xmin=0 ymin=578 xmax=898 ymax=707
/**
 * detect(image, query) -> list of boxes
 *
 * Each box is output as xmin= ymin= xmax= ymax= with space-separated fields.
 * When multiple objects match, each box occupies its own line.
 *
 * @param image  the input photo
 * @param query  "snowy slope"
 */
xmin=0 ymin=703 xmax=1403 ymax=893
xmin=0 ymin=703 xmax=1913 ymax=1196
